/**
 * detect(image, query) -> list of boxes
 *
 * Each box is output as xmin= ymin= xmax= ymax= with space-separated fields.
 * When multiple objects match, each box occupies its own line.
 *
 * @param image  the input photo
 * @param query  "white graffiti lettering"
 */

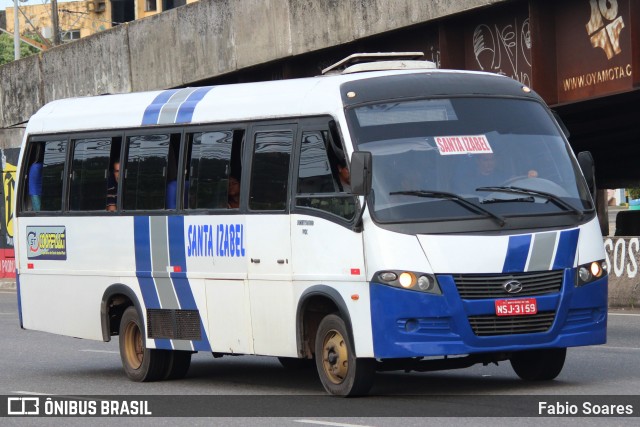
xmin=604 ymin=237 xmax=640 ymax=278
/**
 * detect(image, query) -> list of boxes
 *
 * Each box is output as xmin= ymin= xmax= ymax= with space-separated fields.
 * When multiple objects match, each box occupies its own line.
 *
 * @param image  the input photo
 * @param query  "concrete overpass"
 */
xmin=0 ymin=0 xmax=505 ymax=148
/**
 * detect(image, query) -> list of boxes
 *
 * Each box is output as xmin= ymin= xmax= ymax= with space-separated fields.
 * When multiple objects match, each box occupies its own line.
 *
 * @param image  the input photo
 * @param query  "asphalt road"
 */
xmin=0 ymin=290 xmax=638 ymax=426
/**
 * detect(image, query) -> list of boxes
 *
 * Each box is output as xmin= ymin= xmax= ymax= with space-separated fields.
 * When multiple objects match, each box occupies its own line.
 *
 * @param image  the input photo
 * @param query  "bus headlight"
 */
xmin=576 ymin=260 xmax=607 ymax=286
xmin=374 ymin=270 xmax=442 ymax=295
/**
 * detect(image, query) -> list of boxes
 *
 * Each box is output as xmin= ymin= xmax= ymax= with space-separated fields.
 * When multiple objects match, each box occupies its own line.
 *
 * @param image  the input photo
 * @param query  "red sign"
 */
xmin=435 ymin=135 xmax=492 ymax=155
xmin=495 ymin=298 xmax=538 ymax=317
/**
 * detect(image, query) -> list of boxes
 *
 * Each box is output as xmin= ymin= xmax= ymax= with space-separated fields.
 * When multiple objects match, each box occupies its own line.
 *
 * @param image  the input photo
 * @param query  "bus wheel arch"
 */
xmin=100 ymin=284 xmax=142 ymax=342
xmin=296 ymin=286 xmax=355 ymax=359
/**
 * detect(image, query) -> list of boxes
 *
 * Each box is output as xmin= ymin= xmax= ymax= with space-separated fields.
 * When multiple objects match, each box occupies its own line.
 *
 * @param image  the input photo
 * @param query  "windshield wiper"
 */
xmin=476 ymin=186 xmax=584 ymax=220
xmin=390 ymin=189 xmax=506 ymax=226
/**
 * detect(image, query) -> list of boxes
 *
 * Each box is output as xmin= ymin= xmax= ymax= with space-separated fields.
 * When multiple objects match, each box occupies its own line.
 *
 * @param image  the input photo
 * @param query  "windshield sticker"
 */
xmin=435 ymin=135 xmax=493 ymax=155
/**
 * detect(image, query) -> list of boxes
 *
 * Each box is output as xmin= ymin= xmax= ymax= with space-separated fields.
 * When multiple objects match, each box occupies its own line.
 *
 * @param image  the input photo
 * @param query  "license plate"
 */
xmin=495 ymin=298 xmax=537 ymax=317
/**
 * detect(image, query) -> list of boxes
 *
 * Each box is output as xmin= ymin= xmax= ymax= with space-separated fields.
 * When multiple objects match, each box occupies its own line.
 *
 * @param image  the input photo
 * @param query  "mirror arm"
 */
xmin=352 ymin=196 xmax=367 ymax=233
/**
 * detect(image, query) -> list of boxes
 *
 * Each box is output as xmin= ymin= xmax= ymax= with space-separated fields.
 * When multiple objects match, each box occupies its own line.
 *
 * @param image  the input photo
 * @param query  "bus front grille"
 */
xmin=468 ymin=311 xmax=556 ymax=336
xmin=453 ymin=270 xmax=564 ymax=299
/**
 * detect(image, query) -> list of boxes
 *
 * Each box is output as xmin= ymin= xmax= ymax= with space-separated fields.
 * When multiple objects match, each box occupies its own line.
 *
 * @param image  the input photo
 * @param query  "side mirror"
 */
xmin=349 ymin=151 xmax=372 ymax=196
xmin=577 ymin=151 xmax=595 ymax=193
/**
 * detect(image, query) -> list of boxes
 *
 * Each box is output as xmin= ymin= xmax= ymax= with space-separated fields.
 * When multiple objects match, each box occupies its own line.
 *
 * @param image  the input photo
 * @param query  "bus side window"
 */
xmin=24 ymin=142 xmax=44 ymax=212
xmin=164 ymin=134 xmax=182 ymax=209
xmin=28 ymin=139 xmax=67 ymax=213
xmin=123 ymin=133 xmax=179 ymax=211
xmin=249 ymin=129 xmax=293 ymax=211
xmin=186 ymin=130 xmax=239 ymax=210
xmin=295 ymin=129 xmax=355 ymax=220
xmin=69 ymin=137 xmax=113 ymax=211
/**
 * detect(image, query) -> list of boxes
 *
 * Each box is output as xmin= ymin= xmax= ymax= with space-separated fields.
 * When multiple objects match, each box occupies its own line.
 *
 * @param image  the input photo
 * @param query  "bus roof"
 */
xmin=24 ymin=68 xmax=534 ymax=135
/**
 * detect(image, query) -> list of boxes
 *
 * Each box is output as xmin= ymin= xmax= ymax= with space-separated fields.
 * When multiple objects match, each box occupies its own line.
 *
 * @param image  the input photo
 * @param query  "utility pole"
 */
xmin=13 ymin=0 xmax=20 ymax=60
xmin=51 ymin=0 xmax=61 ymax=45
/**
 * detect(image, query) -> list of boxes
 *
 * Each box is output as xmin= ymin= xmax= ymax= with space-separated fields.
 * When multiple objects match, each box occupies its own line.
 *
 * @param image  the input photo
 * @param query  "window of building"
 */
xmin=61 ymin=30 xmax=81 ymax=42
xmin=249 ymin=129 xmax=293 ymax=211
xmin=145 ymin=0 xmax=158 ymax=12
xmin=123 ymin=133 xmax=180 ymax=211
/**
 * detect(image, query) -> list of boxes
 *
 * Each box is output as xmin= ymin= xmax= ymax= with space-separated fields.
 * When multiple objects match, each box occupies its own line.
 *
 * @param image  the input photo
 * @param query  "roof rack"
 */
xmin=321 ymin=52 xmax=435 ymax=75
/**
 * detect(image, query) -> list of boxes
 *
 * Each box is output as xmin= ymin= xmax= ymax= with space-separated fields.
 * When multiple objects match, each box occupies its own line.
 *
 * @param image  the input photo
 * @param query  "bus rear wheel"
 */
xmin=119 ymin=306 xmax=169 ymax=382
xmin=315 ymin=314 xmax=375 ymax=396
xmin=164 ymin=351 xmax=192 ymax=380
xmin=510 ymin=348 xmax=567 ymax=381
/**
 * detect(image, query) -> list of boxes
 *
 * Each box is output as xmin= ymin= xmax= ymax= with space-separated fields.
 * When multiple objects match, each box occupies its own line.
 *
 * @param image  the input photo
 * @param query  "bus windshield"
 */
xmin=346 ymin=97 xmax=593 ymax=227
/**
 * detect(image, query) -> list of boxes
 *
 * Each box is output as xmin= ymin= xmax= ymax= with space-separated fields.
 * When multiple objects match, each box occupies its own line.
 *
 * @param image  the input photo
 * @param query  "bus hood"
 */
xmin=415 ymin=224 xmax=601 ymax=274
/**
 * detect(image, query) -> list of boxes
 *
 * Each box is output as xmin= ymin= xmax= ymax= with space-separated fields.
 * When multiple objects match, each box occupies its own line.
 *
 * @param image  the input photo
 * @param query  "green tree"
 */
xmin=0 ymin=33 xmax=41 ymax=66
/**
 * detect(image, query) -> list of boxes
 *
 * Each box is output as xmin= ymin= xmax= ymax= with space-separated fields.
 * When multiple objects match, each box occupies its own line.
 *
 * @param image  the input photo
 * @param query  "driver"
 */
xmin=454 ymin=153 xmax=508 ymax=193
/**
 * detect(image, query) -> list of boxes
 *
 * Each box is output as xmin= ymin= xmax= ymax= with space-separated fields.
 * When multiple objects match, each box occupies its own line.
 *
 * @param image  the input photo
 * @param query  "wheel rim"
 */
xmin=123 ymin=320 xmax=143 ymax=370
xmin=321 ymin=328 xmax=348 ymax=384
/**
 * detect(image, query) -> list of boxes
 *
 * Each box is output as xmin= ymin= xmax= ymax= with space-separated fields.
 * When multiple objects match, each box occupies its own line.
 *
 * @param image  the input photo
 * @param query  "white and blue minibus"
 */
xmin=14 ymin=54 xmax=607 ymax=396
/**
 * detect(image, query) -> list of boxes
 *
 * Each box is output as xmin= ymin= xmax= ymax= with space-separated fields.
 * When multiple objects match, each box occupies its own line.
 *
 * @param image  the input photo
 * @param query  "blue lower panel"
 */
xmin=369 ymin=273 xmax=607 ymax=358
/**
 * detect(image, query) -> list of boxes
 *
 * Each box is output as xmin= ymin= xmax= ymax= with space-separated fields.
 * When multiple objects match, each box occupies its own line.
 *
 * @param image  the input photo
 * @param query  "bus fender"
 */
xmin=296 ymin=285 xmax=355 ymax=357
xmin=100 ymin=284 xmax=144 ymax=342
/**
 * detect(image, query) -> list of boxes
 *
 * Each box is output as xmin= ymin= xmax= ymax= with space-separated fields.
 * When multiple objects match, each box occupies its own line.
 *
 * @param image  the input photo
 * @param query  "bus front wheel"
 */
xmin=315 ymin=314 xmax=375 ymax=396
xmin=119 ymin=306 xmax=169 ymax=382
xmin=510 ymin=348 xmax=567 ymax=381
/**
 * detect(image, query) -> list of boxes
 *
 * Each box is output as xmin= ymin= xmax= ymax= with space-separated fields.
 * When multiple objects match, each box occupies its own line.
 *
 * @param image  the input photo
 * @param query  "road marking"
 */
xmin=294 ymin=420 xmax=374 ymax=427
xmin=11 ymin=391 xmax=54 ymax=396
xmin=603 ymin=346 xmax=640 ymax=351
xmin=80 ymin=349 xmax=119 ymax=354
xmin=609 ymin=312 xmax=640 ymax=317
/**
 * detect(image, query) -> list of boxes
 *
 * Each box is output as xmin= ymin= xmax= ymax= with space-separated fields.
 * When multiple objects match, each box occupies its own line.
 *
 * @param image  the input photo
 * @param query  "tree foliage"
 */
xmin=0 ymin=33 xmax=41 ymax=66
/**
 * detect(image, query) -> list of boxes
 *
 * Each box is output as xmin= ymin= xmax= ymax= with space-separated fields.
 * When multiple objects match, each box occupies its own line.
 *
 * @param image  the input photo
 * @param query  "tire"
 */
xmin=315 ymin=314 xmax=375 ymax=396
xmin=164 ymin=351 xmax=192 ymax=380
xmin=278 ymin=357 xmax=315 ymax=370
xmin=510 ymin=348 xmax=567 ymax=381
xmin=119 ymin=306 xmax=170 ymax=382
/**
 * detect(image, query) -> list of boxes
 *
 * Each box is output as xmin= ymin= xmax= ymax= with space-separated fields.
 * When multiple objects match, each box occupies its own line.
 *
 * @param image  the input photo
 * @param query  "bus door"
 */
xmin=291 ymin=126 xmax=365 ymax=284
xmin=244 ymin=124 xmax=296 ymax=356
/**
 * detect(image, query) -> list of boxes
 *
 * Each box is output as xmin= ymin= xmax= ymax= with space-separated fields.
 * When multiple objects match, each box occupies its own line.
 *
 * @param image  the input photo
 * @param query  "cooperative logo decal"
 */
xmin=586 ymin=0 xmax=625 ymax=59
xmin=26 ymin=226 xmax=67 ymax=260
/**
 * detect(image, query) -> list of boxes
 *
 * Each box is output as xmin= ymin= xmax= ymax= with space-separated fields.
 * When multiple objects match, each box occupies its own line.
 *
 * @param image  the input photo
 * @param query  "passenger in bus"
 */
xmin=106 ymin=161 xmax=119 ymax=211
xmin=338 ymin=163 xmax=351 ymax=193
xmin=28 ymin=161 xmax=43 ymax=212
xmin=227 ymin=175 xmax=240 ymax=208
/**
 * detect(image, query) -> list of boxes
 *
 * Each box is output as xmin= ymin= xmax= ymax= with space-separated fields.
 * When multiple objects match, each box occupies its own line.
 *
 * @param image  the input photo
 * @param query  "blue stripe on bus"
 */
xmin=175 ymin=87 xmax=214 ymax=123
xmin=141 ymin=89 xmax=180 ymax=125
xmin=502 ymin=234 xmax=532 ymax=273
xmin=133 ymin=216 xmax=161 ymax=309
xmin=167 ymin=216 xmax=212 ymax=351
xmin=134 ymin=217 xmax=172 ymax=349
xmin=552 ymin=229 xmax=580 ymax=270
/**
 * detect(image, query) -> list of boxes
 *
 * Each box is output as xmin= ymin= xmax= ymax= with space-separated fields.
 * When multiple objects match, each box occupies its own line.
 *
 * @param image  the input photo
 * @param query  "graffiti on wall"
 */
xmin=471 ymin=17 xmax=531 ymax=86
xmin=604 ymin=237 xmax=640 ymax=278
xmin=0 ymin=149 xmax=18 ymax=278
